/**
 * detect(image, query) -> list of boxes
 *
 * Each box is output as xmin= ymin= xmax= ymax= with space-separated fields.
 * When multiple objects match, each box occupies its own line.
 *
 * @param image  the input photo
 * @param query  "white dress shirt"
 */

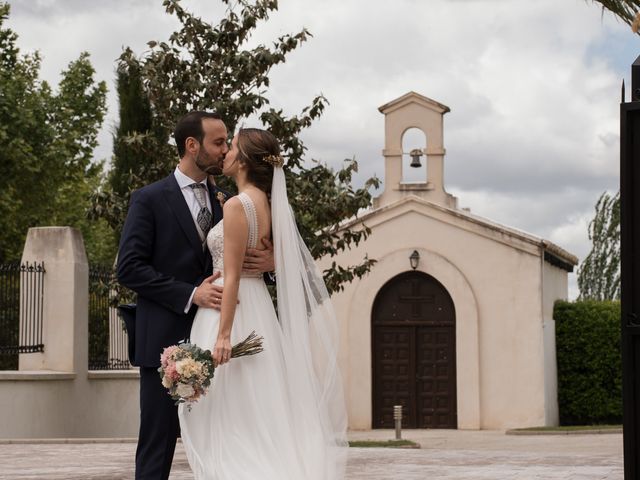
xmin=174 ymin=167 xmax=213 ymax=313
xmin=174 ymin=166 xmax=213 ymax=229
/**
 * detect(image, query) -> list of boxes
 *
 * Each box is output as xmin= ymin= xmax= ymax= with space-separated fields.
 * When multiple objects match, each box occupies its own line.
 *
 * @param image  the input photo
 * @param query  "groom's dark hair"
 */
xmin=174 ymin=111 xmax=223 ymax=157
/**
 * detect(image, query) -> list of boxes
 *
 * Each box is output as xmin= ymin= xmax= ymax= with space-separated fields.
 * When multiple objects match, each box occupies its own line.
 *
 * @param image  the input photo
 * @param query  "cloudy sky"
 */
xmin=6 ymin=0 xmax=639 ymax=298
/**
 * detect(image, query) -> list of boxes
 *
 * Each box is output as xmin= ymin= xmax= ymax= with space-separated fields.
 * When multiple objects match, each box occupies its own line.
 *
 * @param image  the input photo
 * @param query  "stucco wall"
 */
xmin=0 ymin=371 xmax=139 ymax=438
xmin=0 ymin=227 xmax=140 ymax=439
xmin=540 ymin=261 xmax=570 ymax=427
xmin=322 ymin=199 xmax=563 ymax=430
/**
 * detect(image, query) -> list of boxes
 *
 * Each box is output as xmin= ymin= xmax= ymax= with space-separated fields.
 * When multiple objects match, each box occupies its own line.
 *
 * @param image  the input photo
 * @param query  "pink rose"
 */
xmin=160 ymin=345 xmax=179 ymax=366
xmin=165 ymin=363 xmax=179 ymax=381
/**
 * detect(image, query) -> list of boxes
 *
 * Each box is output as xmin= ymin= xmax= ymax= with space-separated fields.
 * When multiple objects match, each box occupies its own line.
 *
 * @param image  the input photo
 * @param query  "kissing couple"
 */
xmin=117 ymin=112 xmax=348 ymax=479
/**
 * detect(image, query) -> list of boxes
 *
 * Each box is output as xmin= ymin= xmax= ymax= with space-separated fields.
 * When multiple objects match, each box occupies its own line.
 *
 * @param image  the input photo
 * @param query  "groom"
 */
xmin=117 ymin=111 xmax=274 ymax=479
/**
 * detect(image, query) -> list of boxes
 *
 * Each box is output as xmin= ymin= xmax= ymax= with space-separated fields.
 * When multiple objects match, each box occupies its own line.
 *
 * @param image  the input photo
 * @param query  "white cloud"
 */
xmin=5 ymin=0 xmax=633 ymax=300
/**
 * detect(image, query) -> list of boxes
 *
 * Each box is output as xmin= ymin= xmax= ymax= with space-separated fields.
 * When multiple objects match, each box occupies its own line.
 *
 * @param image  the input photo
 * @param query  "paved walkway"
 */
xmin=0 ymin=430 xmax=623 ymax=479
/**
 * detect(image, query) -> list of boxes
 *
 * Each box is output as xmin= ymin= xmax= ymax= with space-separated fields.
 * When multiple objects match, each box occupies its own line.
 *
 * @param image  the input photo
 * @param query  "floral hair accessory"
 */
xmin=263 ymin=154 xmax=284 ymax=168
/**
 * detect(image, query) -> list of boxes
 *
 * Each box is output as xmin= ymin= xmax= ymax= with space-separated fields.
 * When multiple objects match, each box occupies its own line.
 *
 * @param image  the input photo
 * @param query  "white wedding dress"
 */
xmin=178 ymin=190 xmax=347 ymax=480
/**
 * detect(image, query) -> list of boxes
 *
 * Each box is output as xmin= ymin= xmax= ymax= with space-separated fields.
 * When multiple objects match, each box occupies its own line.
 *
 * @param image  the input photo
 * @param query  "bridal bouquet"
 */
xmin=158 ymin=331 xmax=264 ymax=409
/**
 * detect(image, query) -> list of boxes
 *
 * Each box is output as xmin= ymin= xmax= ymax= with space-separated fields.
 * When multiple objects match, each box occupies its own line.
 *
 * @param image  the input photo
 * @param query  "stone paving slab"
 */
xmin=0 ymin=430 xmax=623 ymax=479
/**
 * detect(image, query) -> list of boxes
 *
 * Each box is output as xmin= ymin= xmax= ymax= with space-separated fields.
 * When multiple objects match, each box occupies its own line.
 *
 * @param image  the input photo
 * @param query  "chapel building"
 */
xmin=321 ymin=91 xmax=578 ymax=430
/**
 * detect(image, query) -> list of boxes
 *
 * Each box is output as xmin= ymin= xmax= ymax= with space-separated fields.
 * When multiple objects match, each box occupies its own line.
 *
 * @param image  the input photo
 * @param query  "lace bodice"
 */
xmin=207 ymin=192 xmax=260 ymax=277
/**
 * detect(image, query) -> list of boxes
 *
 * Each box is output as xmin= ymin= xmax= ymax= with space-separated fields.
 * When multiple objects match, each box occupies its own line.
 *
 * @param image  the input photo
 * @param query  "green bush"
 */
xmin=554 ymin=300 xmax=622 ymax=425
xmin=0 ymin=265 xmax=20 ymax=370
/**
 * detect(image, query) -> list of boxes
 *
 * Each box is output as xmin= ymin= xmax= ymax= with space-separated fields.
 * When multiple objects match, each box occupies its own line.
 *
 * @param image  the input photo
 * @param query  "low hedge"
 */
xmin=554 ymin=300 xmax=622 ymax=426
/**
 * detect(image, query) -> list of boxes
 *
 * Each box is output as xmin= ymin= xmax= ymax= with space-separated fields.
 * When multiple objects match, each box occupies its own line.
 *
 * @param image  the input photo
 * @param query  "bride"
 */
xmin=178 ymin=128 xmax=348 ymax=479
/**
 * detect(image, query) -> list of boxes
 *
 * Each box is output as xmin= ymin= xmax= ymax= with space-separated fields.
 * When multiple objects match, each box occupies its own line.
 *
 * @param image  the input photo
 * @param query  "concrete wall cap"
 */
xmin=0 ymin=371 xmax=76 ymax=381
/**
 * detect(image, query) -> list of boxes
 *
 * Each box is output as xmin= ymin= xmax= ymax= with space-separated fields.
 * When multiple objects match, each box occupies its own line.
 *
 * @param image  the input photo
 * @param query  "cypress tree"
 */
xmin=110 ymin=58 xmax=153 ymax=198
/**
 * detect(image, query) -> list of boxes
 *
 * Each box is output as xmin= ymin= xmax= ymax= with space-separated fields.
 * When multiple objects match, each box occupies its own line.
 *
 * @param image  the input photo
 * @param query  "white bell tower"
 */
xmin=375 ymin=91 xmax=458 ymax=209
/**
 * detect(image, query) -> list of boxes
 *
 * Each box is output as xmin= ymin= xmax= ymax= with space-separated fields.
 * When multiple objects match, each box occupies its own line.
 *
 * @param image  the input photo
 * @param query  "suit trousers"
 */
xmin=136 ymin=366 xmax=180 ymax=480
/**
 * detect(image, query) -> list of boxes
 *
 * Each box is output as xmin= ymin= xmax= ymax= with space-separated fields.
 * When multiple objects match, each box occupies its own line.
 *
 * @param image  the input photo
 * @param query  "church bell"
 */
xmin=409 ymin=149 xmax=423 ymax=168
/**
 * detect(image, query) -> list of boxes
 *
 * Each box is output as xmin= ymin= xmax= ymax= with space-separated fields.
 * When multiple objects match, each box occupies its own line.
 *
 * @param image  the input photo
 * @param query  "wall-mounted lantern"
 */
xmin=409 ymin=250 xmax=420 ymax=270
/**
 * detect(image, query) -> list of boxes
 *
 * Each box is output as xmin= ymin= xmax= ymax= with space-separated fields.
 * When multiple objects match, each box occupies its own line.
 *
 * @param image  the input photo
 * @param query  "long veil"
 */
xmin=271 ymin=166 xmax=348 ymax=477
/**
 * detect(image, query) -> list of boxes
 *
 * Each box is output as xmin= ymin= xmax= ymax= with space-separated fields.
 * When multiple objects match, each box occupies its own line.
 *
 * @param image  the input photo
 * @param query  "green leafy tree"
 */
xmin=110 ymin=61 xmax=153 ymax=199
xmin=92 ymin=0 xmax=379 ymax=293
xmin=0 ymin=3 xmax=111 ymax=264
xmin=578 ymin=191 xmax=620 ymax=300
xmin=589 ymin=0 xmax=640 ymax=30
xmin=90 ymin=60 xmax=155 ymax=249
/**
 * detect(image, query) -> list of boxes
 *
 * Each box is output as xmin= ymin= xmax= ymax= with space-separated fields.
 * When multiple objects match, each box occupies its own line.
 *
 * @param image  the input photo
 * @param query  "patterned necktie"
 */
xmin=190 ymin=183 xmax=212 ymax=240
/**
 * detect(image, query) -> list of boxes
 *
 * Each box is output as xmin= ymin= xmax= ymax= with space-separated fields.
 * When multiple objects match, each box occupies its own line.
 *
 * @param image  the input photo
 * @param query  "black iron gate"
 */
xmin=0 ymin=262 xmax=45 ymax=370
xmin=88 ymin=265 xmax=131 ymax=370
xmin=620 ymin=55 xmax=640 ymax=480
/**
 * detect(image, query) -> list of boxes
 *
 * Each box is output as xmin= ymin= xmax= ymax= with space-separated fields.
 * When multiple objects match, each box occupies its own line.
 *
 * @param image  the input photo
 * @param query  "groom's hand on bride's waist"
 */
xmin=194 ymin=272 xmax=224 ymax=310
xmin=243 ymin=238 xmax=275 ymax=274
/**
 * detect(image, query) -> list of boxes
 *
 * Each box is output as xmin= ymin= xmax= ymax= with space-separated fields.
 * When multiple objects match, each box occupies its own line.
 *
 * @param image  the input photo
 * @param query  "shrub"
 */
xmin=554 ymin=300 xmax=621 ymax=425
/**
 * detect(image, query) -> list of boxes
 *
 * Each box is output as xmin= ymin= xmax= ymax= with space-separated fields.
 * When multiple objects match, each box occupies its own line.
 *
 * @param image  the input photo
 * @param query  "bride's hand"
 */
xmin=213 ymin=336 xmax=232 ymax=365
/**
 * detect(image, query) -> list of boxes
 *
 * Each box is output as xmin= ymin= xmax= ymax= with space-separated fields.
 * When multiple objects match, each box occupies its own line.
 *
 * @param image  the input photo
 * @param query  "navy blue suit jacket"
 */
xmin=117 ymin=173 xmax=226 ymax=367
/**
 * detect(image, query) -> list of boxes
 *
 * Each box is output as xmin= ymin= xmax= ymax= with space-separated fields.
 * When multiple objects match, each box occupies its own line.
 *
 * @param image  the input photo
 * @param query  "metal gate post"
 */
xmin=620 ymin=55 xmax=640 ymax=480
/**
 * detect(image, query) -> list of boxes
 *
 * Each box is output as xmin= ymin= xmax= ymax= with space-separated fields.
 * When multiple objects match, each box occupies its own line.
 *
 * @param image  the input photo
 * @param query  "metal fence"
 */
xmin=88 ymin=265 xmax=131 ymax=370
xmin=0 ymin=262 xmax=45 ymax=370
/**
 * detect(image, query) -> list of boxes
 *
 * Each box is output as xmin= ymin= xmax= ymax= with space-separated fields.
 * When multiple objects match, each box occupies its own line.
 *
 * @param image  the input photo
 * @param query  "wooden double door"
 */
xmin=372 ymin=271 xmax=457 ymax=429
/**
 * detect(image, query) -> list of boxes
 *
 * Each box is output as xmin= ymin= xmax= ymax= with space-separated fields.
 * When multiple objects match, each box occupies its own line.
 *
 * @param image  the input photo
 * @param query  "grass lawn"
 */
xmin=510 ymin=424 xmax=621 ymax=432
xmin=506 ymin=425 xmax=622 ymax=435
xmin=348 ymin=439 xmax=420 ymax=448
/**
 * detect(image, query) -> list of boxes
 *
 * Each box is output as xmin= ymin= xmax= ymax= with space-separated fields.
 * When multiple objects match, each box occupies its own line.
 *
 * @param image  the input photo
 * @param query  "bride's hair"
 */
xmin=236 ymin=128 xmax=280 ymax=196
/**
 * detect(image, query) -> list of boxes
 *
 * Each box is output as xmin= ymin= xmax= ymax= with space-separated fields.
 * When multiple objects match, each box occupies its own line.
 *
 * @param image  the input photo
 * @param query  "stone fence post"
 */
xmin=19 ymin=227 xmax=88 ymax=373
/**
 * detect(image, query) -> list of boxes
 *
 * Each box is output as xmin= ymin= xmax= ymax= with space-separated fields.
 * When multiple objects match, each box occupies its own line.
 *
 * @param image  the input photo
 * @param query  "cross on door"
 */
xmin=398 ymin=279 xmax=434 ymax=317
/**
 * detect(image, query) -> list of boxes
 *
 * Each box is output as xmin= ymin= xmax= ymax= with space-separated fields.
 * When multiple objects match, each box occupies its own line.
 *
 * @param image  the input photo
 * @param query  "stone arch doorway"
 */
xmin=372 ymin=270 xmax=457 ymax=429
